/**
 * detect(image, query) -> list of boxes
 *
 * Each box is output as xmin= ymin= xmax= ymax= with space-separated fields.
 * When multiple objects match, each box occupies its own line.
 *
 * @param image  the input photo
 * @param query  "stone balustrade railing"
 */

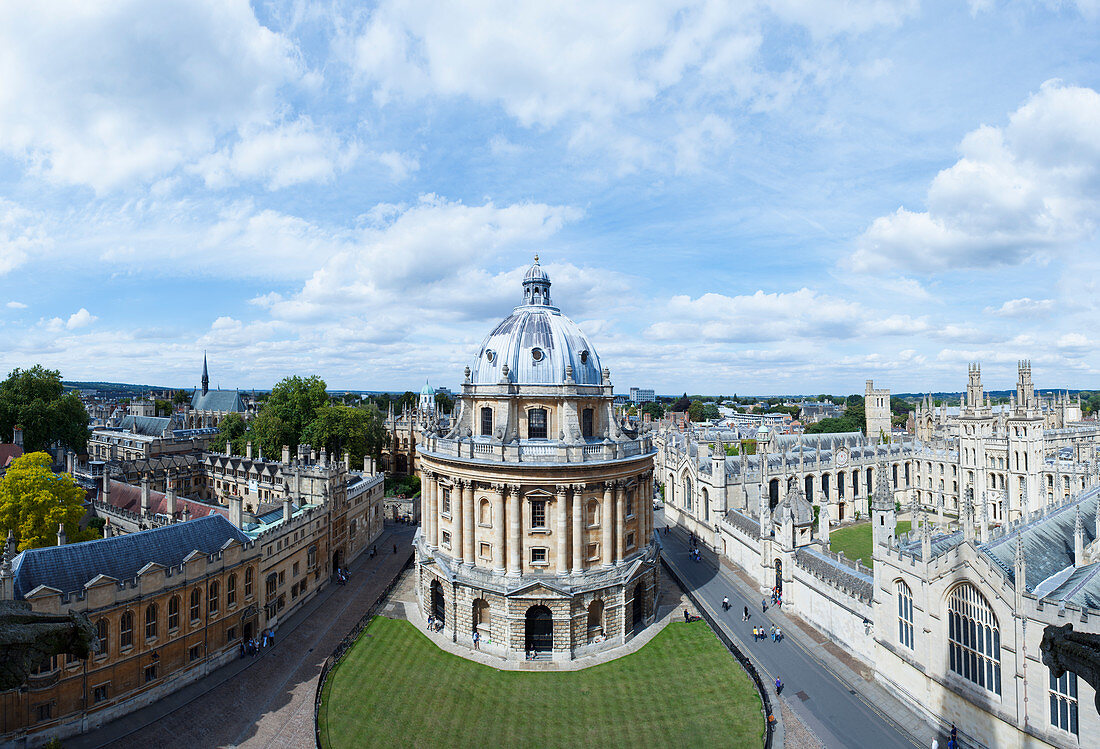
xmin=420 ymin=434 xmax=653 ymax=464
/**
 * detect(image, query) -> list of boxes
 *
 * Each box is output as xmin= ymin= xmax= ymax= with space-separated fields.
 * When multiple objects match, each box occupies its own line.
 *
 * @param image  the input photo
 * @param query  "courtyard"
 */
xmin=318 ymin=616 xmax=765 ymax=748
xmin=828 ymin=519 xmax=912 ymax=568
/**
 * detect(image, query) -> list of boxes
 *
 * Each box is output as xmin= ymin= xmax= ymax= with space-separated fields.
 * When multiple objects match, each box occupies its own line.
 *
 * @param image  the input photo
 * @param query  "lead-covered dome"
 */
xmin=472 ymin=258 xmax=603 ymax=385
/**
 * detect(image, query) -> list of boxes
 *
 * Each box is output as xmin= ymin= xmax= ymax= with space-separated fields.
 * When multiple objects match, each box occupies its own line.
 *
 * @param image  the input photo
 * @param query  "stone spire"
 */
xmin=872 ymin=460 xmax=893 ymax=512
xmin=963 ymin=487 xmax=976 ymax=543
xmin=201 ymin=351 xmax=210 ymax=396
xmin=1014 ymin=532 xmax=1026 ymax=590
xmin=1075 ymin=504 xmax=1086 ymax=567
xmin=920 ymin=510 xmax=931 ymax=561
xmin=979 ymin=494 xmax=989 ymax=544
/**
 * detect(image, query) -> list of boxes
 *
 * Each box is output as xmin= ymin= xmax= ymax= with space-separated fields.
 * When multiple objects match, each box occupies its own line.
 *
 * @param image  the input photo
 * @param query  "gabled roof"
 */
xmin=101 ymin=479 xmax=229 ymax=523
xmin=191 ymin=389 xmax=246 ymax=413
xmin=117 ymin=415 xmax=172 ymax=437
xmin=10 ymin=514 xmax=250 ymax=599
xmin=0 ymin=444 xmax=22 ymax=468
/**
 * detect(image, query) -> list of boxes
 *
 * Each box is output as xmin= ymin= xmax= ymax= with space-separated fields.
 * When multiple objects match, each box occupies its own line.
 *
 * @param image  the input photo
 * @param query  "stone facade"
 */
xmin=414 ymin=258 xmax=660 ymax=661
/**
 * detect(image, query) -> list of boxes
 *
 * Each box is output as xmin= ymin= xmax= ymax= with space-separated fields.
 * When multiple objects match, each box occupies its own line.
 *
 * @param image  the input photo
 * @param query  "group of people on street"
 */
xmin=335 ymin=566 xmax=351 ymax=584
xmin=426 ymin=614 xmax=444 ymax=632
xmin=751 ymin=625 xmax=781 ymax=642
xmin=239 ymin=630 xmax=274 ymax=658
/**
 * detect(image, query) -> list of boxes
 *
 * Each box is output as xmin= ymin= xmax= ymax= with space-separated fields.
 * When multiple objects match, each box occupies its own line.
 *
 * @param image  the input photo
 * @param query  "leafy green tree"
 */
xmin=247 ymin=410 xmax=295 ymax=460
xmin=173 ymin=389 xmax=190 ymax=406
xmin=154 ymin=398 xmax=173 ymax=417
xmin=702 ymin=402 xmax=720 ymax=420
xmin=672 ymin=393 xmax=691 ymax=412
xmin=260 ymin=375 xmax=328 ymax=448
xmin=0 ymin=366 xmax=90 ymax=453
xmin=0 ymin=452 xmax=95 ymax=551
xmin=302 ymin=403 xmax=387 ymax=465
xmin=688 ymin=400 xmax=706 ymax=421
xmin=211 ymin=412 xmax=248 ymax=455
xmin=640 ymin=402 xmax=665 ymax=420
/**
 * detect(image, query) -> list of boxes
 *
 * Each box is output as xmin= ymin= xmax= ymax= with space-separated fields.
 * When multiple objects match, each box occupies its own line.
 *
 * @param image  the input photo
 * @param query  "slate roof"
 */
xmin=0 ymin=444 xmax=23 ymax=468
xmin=10 ymin=514 xmax=250 ymax=599
xmin=981 ymin=489 xmax=1099 ymax=595
xmin=190 ymin=389 xmax=246 ymax=413
xmin=117 ymin=415 xmax=172 ymax=437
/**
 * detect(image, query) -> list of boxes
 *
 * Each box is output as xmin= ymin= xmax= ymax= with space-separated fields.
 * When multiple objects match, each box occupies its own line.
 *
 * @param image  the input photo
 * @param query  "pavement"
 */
xmin=660 ymin=519 xmax=937 ymax=749
xmin=68 ymin=524 xmax=416 ymax=749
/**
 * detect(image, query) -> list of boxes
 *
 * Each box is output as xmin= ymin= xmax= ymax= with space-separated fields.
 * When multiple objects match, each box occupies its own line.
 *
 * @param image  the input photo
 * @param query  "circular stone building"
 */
xmin=415 ymin=257 xmax=659 ymax=661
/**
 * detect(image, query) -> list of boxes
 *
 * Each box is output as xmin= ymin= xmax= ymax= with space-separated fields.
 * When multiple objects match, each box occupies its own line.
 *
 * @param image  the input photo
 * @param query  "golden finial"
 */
xmin=534 ymin=253 xmax=539 ymax=263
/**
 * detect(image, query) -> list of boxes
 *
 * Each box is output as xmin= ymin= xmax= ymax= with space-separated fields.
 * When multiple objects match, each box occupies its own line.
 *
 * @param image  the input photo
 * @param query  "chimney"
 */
xmin=282 ymin=444 xmax=291 ymax=464
xmin=12 ymin=426 xmax=22 ymax=450
xmin=101 ymin=472 xmax=111 ymax=506
xmin=228 ymin=495 xmax=242 ymax=528
xmin=166 ymin=482 xmax=177 ymax=521
xmin=344 ymin=451 xmax=350 ymax=470
xmin=311 ymin=449 xmax=317 ymax=463
xmin=363 ymin=455 xmax=370 ymax=474
xmin=56 ymin=523 xmax=66 ymax=546
xmin=141 ymin=474 xmax=151 ymax=517
xmin=320 ymin=447 xmax=328 ymax=466
xmin=246 ymin=441 xmax=253 ymax=460
xmin=283 ymin=496 xmax=293 ymax=523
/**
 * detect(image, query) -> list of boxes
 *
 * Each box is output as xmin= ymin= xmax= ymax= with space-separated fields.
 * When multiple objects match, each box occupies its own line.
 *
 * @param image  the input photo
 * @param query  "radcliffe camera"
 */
xmin=0 ymin=4 xmax=1097 ymax=749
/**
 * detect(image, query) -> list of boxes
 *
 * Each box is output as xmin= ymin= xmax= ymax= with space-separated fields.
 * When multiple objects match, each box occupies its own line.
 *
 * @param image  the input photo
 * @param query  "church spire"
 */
xmin=202 ymin=351 xmax=210 ymax=396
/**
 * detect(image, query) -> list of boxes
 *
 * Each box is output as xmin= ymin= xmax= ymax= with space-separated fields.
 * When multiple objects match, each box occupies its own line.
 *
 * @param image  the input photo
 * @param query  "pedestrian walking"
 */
xmin=775 ymin=677 xmax=783 ymax=695
xmin=722 ymin=596 xmax=730 ymax=611
xmin=743 ymin=605 xmax=749 ymax=621
xmin=770 ymin=626 xmax=776 ymax=641
xmin=775 ymin=626 xmax=782 ymax=643
xmin=761 ymin=598 xmax=767 ymax=613
xmin=427 ymin=614 xmax=434 ymax=631
xmin=473 ymin=630 xmax=481 ymax=650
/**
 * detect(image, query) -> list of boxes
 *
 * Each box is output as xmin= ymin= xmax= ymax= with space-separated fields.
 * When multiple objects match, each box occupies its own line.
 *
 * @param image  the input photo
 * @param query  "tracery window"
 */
xmin=1049 ymin=669 xmax=1079 ymax=736
xmin=897 ymin=581 xmax=913 ymax=649
xmin=948 ymin=583 xmax=1001 ymax=695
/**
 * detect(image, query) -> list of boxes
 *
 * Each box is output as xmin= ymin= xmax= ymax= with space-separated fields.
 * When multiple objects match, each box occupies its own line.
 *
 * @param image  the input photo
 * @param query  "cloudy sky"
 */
xmin=1 ymin=0 xmax=1099 ymax=396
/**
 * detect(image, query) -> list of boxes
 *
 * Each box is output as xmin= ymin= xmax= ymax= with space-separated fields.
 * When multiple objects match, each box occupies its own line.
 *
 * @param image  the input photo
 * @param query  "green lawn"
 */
xmin=828 ymin=520 xmax=911 ymax=568
xmin=319 ymin=617 xmax=764 ymax=749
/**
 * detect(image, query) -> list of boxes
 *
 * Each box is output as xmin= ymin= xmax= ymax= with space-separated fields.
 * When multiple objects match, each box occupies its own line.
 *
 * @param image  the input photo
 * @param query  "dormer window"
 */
xmin=485 ymin=349 xmax=495 ymax=363
xmin=531 ymin=348 xmax=544 ymax=362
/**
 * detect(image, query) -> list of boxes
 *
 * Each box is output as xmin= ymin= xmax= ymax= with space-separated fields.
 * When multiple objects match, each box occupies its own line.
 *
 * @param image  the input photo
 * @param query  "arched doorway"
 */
xmin=631 ymin=583 xmax=644 ymax=632
xmin=774 ymin=559 xmax=783 ymax=596
xmin=332 ymin=549 xmax=343 ymax=572
xmin=430 ymin=581 xmax=445 ymax=626
xmin=525 ymin=605 xmax=553 ymax=655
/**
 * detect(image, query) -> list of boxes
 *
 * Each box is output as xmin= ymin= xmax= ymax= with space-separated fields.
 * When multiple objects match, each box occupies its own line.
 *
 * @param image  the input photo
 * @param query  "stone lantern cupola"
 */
xmin=522 ymin=255 xmax=552 ymax=306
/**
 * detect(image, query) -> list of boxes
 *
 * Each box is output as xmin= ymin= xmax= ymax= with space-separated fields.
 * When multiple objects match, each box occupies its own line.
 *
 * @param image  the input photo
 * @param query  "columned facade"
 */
xmin=414 ymin=258 xmax=659 ymax=661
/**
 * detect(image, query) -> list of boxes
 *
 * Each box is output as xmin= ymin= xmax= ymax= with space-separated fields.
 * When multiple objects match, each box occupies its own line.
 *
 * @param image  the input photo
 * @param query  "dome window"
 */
xmin=579 ymin=349 xmax=589 ymax=365
xmin=531 ymin=347 xmax=544 ymax=362
xmin=485 ymin=349 xmax=495 ymax=363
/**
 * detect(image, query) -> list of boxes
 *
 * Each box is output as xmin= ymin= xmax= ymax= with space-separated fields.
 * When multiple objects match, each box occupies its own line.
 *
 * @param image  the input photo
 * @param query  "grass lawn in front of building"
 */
xmin=828 ymin=520 xmax=912 ymax=568
xmin=318 ymin=616 xmax=764 ymax=749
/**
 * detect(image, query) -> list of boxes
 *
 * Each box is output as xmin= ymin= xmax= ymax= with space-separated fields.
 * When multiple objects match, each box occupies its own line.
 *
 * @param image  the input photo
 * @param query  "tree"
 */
xmin=702 ymin=402 xmax=720 ymax=421
xmin=0 ymin=452 xmax=95 ymax=551
xmin=247 ymin=410 xmax=295 ymax=460
xmin=154 ymin=398 xmax=173 ymax=417
xmin=302 ymin=403 xmax=387 ymax=465
xmin=640 ymin=402 xmax=665 ymax=420
xmin=672 ymin=393 xmax=691 ymax=412
xmin=627 ymin=405 xmax=637 ymax=416
xmin=0 ymin=366 xmax=90 ymax=453
xmin=172 ymin=389 xmax=190 ymax=406
xmin=688 ymin=400 xmax=706 ymax=421
xmin=259 ymin=375 xmax=329 ymax=449
xmin=435 ymin=393 xmax=455 ymax=413
xmin=211 ymin=412 xmax=248 ymax=455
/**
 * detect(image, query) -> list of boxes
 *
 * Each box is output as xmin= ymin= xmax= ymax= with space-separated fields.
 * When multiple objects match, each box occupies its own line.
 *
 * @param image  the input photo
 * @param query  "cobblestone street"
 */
xmin=68 ymin=525 xmax=416 ymax=749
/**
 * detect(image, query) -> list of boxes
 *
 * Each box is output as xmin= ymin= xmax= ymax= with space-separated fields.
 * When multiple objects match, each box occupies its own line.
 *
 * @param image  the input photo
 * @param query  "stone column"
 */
xmin=424 ymin=472 xmax=437 ymax=548
xmin=571 ymin=484 xmax=584 ymax=574
xmin=453 ymin=479 xmax=465 ymax=564
xmin=507 ymin=484 xmax=522 ymax=575
xmin=602 ymin=482 xmax=614 ymax=566
xmin=463 ymin=480 xmax=475 ymax=565
xmin=556 ymin=485 xmax=570 ymax=573
xmin=615 ymin=483 xmax=626 ymax=562
xmin=492 ymin=483 xmax=506 ymax=573
xmin=639 ymin=473 xmax=650 ymax=544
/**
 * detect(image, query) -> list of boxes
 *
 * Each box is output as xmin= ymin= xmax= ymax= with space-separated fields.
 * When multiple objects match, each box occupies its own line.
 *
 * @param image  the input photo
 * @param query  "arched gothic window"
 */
xmin=119 ymin=610 xmax=133 ymax=649
xmin=896 ymin=581 xmax=913 ymax=649
xmin=209 ymin=580 xmax=220 ymax=615
xmin=948 ymin=583 xmax=1001 ymax=694
xmin=145 ymin=603 xmax=158 ymax=640
xmin=95 ymin=618 xmax=109 ymax=656
xmin=190 ymin=588 xmax=202 ymax=621
xmin=168 ymin=595 xmax=180 ymax=630
xmin=683 ymin=476 xmax=692 ymax=511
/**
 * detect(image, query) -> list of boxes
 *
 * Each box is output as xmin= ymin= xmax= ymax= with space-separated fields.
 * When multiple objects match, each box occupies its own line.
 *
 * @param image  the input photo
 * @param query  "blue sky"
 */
xmin=2 ymin=0 xmax=1100 ymax=396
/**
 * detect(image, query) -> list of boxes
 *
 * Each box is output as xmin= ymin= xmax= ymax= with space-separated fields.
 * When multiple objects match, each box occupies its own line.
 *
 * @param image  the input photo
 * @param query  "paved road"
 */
xmin=69 ymin=524 xmax=416 ymax=749
xmin=661 ymin=526 xmax=923 ymax=749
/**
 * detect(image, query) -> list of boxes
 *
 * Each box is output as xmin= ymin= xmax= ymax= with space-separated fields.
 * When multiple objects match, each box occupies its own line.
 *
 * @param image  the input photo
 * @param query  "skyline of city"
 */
xmin=2 ymin=1 xmax=1100 ymax=393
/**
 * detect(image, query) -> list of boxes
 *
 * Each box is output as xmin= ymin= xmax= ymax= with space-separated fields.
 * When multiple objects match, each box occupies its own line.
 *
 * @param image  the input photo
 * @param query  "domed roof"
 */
xmin=523 ymin=255 xmax=551 ymax=284
xmin=420 ymin=381 xmax=434 ymax=396
xmin=471 ymin=258 xmax=603 ymax=386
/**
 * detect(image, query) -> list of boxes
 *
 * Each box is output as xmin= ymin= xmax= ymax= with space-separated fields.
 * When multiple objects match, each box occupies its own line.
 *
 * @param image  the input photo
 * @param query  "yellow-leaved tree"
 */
xmin=0 ymin=452 xmax=93 ymax=551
